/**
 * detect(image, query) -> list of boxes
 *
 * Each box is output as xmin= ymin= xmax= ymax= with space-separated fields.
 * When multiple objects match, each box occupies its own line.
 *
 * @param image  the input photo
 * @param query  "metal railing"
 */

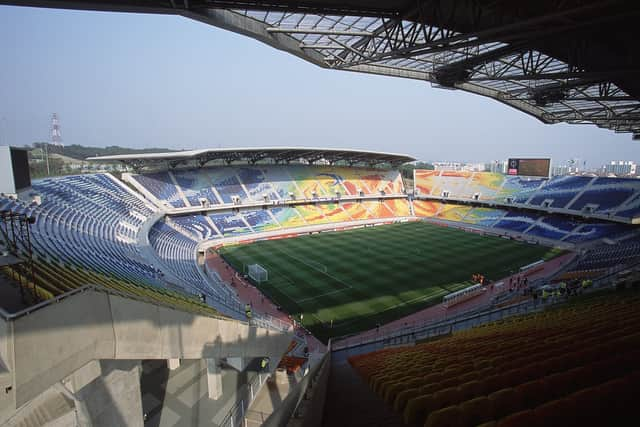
xmin=0 ymin=280 xmax=291 ymax=334
xmin=218 ymin=370 xmax=271 ymax=427
xmin=219 ymin=342 xmax=332 ymax=427
xmin=332 ymin=297 xmax=563 ymax=353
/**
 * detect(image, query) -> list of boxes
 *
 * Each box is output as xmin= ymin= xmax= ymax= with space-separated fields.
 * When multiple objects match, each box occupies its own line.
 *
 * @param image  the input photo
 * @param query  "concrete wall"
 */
xmin=74 ymin=360 xmax=143 ymax=427
xmin=12 ymin=291 xmax=116 ymax=407
xmin=0 ymin=315 xmax=13 ymax=374
xmin=5 ymin=289 xmax=293 ymax=410
xmin=0 ymin=316 xmax=16 ymax=424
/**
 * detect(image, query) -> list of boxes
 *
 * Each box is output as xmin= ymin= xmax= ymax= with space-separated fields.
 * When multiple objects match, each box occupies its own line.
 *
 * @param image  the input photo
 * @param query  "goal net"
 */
xmin=247 ymin=264 xmax=268 ymax=283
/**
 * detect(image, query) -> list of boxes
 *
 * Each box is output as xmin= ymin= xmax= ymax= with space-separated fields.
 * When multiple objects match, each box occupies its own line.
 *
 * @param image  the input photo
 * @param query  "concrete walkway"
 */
xmin=322 ymin=354 xmax=407 ymax=427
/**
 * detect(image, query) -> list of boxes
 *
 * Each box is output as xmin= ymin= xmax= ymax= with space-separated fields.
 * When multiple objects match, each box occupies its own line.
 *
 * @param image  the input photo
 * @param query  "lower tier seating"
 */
xmin=348 ymin=290 xmax=640 ymax=427
xmin=1 ymin=258 xmax=222 ymax=318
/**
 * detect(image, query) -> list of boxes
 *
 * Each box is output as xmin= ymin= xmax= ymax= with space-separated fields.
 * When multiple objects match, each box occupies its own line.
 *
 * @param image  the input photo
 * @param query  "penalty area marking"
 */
xmin=271 ymin=245 xmax=353 ymax=290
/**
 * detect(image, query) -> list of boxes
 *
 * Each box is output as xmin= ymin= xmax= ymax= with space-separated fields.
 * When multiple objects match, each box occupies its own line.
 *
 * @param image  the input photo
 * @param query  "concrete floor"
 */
xmin=140 ymin=358 xmax=262 ymax=427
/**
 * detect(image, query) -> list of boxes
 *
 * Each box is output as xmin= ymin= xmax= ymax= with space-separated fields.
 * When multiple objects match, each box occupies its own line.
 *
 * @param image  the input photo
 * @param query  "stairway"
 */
xmin=322 ymin=352 xmax=407 ymax=427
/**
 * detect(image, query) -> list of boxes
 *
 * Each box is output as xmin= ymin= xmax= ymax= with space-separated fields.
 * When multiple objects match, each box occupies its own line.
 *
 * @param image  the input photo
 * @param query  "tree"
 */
xmin=399 ymin=162 xmax=434 ymax=179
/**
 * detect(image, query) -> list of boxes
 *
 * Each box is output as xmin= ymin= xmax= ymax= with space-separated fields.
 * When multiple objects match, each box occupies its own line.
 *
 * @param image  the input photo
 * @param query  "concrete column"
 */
xmin=167 ymin=359 xmax=180 ymax=371
xmin=206 ymin=359 xmax=223 ymax=400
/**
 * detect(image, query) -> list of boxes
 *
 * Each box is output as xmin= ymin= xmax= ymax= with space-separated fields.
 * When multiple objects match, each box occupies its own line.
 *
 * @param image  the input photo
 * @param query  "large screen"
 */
xmin=507 ymin=158 xmax=550 ymax=178
xmin=10 ymin=148 xmax=31 ymax=191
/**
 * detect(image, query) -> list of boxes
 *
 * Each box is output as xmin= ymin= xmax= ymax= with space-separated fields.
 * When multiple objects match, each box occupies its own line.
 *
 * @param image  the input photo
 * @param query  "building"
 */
xmin=603 ymin=161 xmax=637 ymax=177
xmin=485 ymin=160 xmax=508 ymax=174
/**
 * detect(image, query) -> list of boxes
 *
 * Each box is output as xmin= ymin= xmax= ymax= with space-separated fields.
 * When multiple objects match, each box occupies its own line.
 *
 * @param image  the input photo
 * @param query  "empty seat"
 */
xmin=458 ymin=396 xmax=494 ymax=426
xmin=457 ymin=380 xmax=485 ymax=401
xmin=488 ymin=388 xmax=524 ymax=419
xmin=496 ymin=409 xmax=539 ymax=427
xmin=545 ymin=371 xmax=575 ymax=399
xmin=514 ymin=379 xmax=549 ymax=409
xmin=424 ymin=405 xmax=464 ymax=427
xmin=404 ymin=387 xmax=459 ymax=425
xmin=533 ymin=397 xmax=577 ymax=426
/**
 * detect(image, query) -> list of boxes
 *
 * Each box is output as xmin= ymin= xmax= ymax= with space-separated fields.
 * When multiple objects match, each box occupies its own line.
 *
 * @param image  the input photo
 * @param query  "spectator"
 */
xmin=260 ymin=357 xmax=270 ymax=371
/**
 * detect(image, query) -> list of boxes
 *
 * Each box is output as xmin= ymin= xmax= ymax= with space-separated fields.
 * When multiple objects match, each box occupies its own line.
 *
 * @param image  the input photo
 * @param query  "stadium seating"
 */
xmin=148 ymin=220 xmax=239 ymax=309
xmin=563 ymin=235 xmax=640 ymax=275
xmin=348 ymin=290 xmax=640 ymax=427
xmin=2 ymin=174 xmax=161 ymax=286
xmin=131 ymin=171 xmax=187 ymax=208
xmin=526 ymin=176 xmax=593 ymax=209
xmin=0 ymin=175 xmax=228 ymax=315
xmin=129 ymin=165 xmax=405 ymax=207
xmin=2 ymin=257 xmax=221 ymax=317
xmin=154 ymin=200 xmax=412 ymax=245
xmin=413 ymin=171 xmax=640 ymax=220
xmin=0 ymin=174 xmax=245 ymax=317
xmin=411 ymin=200 xmax=635 ymax=243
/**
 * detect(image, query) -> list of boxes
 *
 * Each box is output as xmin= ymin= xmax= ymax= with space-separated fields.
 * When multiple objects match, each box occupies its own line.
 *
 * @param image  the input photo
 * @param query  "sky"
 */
xmin=1 ymin=5 xmax=638 ymax=168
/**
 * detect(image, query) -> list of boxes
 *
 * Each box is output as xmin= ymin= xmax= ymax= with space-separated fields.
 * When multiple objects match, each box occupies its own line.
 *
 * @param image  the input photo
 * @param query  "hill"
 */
xmin=41 ymin=143 xmax=180 ymax=160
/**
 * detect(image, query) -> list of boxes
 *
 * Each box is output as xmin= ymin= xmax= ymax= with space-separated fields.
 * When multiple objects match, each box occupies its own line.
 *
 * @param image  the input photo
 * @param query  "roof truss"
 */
xmin=3 ymin=0 xmax=639 ymax=137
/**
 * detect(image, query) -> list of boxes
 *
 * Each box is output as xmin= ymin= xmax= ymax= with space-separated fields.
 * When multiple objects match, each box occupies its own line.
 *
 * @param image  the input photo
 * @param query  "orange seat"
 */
xmin=532 ymin=397 xmax=577 ymax=426
xmin=488 ymin=388 xmax=524 ymax=420
xmin=424 ymin=405 xmax=464 ymax=427
xmin=404 ymin=387 xmax=459 ymax=426
xmin=496 ymin=409 xmax=539 ymax=427
xmin=394 ymin=387 xmax=421 ymax=412
xmin=458 ymin=396 xmax=494 ymax=426
xmin=483 ymin=374 xmax=509 ymax=394
xmin=457 ymin=380 xmax=484 ymax=401
xmin=515 ymin=379 xmax=548 ymax=409
xmin=545 ymin=371 xmax=574 ymax=399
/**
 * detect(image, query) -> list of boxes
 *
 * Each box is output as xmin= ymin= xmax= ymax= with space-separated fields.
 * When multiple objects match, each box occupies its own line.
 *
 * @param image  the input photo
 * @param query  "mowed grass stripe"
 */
xmin=219 ymin=222 xmax=562 ymax=342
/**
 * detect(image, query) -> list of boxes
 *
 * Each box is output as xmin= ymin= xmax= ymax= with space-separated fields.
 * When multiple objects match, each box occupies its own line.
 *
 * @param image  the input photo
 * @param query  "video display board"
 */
xmin=507 ymin=158 xmax=551 ymax=178
xmin=10 ymin=148 xmax=31 ymax=191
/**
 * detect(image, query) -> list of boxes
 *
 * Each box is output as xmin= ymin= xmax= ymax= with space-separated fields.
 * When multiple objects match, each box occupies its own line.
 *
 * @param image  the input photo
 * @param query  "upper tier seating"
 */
xmin=414 ymin=171 xmax=640 ymax=220
xmin=412 ymin=200 xmax=635 ymax=243
xmin=0 ymin=174 xmax=241 ymax=317
xmin=1 ymin=174 xmax=161 ymax=286
xmin=129 ymin=165 xmax=405 ymax=208
xmin=158 ymin=199 xmax=412 ymax=244
xmin=131 ymin=172 xmax=186 ymax=208
xmin=348 ymin=290 xmax=640 ymax=427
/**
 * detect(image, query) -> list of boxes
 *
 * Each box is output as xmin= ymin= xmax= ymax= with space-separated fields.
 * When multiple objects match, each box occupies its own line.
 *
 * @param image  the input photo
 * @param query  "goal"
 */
xmin=247 ymin=264 xmax=268 ymax=283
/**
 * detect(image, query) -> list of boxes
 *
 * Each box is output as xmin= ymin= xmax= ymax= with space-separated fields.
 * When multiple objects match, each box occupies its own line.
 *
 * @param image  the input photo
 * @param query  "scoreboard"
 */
xmin=507 ymin=158 xmax=551 ymax=178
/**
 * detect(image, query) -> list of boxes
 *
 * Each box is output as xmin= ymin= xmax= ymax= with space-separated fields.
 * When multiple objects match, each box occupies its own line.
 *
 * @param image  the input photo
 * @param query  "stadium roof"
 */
xmin=87 ymin=147 xmax=416 ymax=167
xmin=6 ymin=1 xmax=640 ymax=138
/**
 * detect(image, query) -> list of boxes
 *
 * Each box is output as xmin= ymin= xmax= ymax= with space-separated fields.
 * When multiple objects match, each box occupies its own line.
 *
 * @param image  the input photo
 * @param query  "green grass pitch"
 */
xmin=219 ymin=221 xmax=562 ymax=342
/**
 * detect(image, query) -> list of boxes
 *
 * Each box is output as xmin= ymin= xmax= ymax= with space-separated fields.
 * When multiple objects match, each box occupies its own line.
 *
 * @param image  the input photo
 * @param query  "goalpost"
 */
xmin=247 ymin=264 xmax=269 ymax=283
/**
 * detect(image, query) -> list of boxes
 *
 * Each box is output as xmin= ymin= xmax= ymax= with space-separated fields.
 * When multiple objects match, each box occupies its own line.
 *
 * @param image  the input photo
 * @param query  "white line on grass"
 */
xmin=271 ymin=245 xmax=353 ymax=290
xmin=296 ymin=287 xmax=351 ymax=303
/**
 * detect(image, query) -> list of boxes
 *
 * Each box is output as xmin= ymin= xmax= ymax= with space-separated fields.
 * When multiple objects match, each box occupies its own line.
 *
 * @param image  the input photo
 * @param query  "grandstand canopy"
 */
xmin=5 ymin=0 xmax=640 ymax=138
xmin=86 ymin=147 xmax=416 ymax=168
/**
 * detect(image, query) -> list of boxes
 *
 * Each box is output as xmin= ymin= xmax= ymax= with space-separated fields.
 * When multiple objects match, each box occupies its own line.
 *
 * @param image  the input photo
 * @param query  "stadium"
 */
xmin=1 ymin=1 xmax=639 ymax=427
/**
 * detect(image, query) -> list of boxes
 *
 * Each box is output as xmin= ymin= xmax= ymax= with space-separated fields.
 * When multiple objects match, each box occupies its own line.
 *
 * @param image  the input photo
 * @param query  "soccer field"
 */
xmin=219 ymin=221 xmax=562 ymax=341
